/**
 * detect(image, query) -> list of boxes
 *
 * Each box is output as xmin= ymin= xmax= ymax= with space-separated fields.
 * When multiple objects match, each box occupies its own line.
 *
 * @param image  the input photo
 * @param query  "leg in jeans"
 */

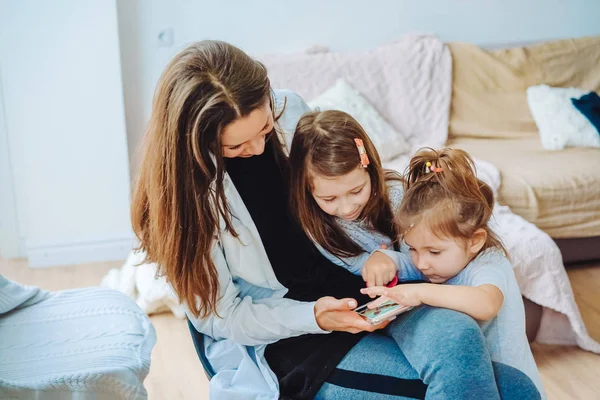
xmin=386 ymin=305 xmax=539 ymax=400
xmin=385 ymin=305 xmax=498 ymax=399
xmin=316 ymin=306 xmax=540 ymax=400
xmin=494 ymin=363 xmax=541 ymax=400
xmin=315 ymin=332 xmax=539 ymax=400
xmin=315 ymin=333 xmax=426 ymax=400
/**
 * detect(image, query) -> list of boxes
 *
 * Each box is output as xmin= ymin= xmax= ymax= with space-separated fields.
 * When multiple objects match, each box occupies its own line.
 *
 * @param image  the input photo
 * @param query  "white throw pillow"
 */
xmin=307 ymin=78 xmax=411 ymax=161
xmin=526 ymin=84 xmax=600 ymax=150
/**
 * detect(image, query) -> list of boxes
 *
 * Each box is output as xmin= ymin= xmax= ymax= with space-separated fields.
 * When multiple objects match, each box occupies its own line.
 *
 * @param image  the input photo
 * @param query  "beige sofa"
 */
xmin=446 ymin=36 xmax=600 ymax=263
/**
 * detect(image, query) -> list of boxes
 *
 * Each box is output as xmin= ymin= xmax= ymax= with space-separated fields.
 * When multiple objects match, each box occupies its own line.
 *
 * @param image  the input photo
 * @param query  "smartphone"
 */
xmin=355 ymin=300 xmax=414 ymax=325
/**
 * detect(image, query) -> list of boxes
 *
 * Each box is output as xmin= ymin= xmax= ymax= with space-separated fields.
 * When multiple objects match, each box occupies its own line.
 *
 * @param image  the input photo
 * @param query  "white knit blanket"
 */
xmin=102 ymin=252 xmax=186 ymax=319
xmin=260 ymin=34 xmax=451 ymax=153
xmin=103 ymin=34 xmax=600 ymax=353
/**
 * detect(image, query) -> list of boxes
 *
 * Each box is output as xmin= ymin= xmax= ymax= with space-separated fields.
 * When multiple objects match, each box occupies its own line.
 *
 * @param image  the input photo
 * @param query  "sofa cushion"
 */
xmin=572 ymin=92 xmax=600 ymax=134
xmin=526 ymin=84 xmax=600 ymax=150
xmin=448 ymin=36 xmax=600 ymax=140
xmin=307 ymin=78 xmax=411 ymax=161
xmin=447 ymin=136 xmax=600 ymax=238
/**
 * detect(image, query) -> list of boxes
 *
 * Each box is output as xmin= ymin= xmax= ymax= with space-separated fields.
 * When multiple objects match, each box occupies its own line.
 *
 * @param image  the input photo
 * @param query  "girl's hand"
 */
xmin=361 ymin=251 xmax=398 ymax=291
xmin=314 ymin=296 xmax=390 ymax=333
xmin=361 ymin=284 xmax=425 ymax=308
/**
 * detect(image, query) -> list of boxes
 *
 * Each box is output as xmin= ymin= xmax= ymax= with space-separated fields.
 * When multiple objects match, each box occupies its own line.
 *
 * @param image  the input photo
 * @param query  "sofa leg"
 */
xmin=523 ymin=296 xmax=542 ymax=342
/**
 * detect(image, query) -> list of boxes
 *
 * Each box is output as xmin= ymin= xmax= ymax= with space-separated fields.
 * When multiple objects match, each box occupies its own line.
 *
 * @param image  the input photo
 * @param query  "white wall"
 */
xmin=0 ymin=76 xmax=20 ymax=258
xmin=0 ymin=0 xmax=134 ymax=266
xmin=117 ymin=0 xmax=600 ymax=176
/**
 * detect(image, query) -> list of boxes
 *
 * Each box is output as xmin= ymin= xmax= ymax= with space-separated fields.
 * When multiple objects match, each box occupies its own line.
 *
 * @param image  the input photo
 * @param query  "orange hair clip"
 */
xmin=354 ymin=138 xmax=370 ymax=168
xmin=425 ymin=161 xmax=442 ymax=173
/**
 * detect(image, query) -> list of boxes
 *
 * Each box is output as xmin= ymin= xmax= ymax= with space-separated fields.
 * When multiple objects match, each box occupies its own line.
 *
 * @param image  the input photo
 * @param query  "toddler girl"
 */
xmin=361 ymin=147 xmax=545 ymax=398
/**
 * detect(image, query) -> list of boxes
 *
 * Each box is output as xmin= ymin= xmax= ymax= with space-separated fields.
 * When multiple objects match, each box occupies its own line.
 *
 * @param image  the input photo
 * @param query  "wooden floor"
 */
xmin=1 ymin=258 xmax=599 ymax=399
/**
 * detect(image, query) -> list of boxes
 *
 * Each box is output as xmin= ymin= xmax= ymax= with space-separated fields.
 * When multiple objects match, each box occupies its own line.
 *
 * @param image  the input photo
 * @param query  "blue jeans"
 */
xmin=315 ymin=306 xmax=540 ymax=399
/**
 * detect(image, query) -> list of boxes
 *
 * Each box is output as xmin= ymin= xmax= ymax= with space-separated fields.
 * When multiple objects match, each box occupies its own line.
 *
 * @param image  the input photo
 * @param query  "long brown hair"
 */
xmin=398 ymin=147 xmax=507 ymax=256
xmin=289 ymin=110 xmax=401 ymax=259
xmin=131 ymin=40 xmax=287 ymax=318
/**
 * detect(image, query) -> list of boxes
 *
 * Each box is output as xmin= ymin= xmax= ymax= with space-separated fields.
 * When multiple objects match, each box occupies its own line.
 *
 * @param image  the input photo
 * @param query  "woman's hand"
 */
xmin=361 ymin=284 xmax=425 ymax=308
xmin=314 ymin=296 xmax=390 ymax=333
xmin=361 ymin=251 xmax=398 ymax=291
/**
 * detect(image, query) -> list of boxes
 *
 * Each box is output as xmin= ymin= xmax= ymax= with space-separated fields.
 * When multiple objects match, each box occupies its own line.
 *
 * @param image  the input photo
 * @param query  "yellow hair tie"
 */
xmin=425 ymin=161 xmax=442 ymax=173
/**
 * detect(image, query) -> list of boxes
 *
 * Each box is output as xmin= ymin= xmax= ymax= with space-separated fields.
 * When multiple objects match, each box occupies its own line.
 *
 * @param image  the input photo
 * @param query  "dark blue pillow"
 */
xmin=571 ymin=92 xmax=600 ymax=135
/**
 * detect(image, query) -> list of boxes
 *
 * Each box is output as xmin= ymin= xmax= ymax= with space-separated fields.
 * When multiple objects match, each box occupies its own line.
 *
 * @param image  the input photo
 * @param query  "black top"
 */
xmin=225 ymin=144 xmax=370 ymax=399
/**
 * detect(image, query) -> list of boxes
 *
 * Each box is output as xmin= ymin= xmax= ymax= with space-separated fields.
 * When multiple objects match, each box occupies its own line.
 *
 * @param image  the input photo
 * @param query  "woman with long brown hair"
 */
xmin=132 ymin=40 xmax=539 ymax=399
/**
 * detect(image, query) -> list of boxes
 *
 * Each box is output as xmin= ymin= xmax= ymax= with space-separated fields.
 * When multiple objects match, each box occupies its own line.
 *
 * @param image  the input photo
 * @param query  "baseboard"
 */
xmin=27 ymin=236 xmax=136 ymax=268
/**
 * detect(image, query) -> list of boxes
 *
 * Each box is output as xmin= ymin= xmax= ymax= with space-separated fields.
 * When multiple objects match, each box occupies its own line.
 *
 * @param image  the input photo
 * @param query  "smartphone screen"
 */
xmin=355 ymin=300 xmax=413 ymax=325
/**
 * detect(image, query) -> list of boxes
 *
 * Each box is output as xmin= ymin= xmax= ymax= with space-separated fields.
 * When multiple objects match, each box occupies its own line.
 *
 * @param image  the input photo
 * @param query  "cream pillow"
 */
xmin=526 ymin=84 xmax=600 ymax=150
xmin=307 ymin=79 xmax=411 ymax=161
